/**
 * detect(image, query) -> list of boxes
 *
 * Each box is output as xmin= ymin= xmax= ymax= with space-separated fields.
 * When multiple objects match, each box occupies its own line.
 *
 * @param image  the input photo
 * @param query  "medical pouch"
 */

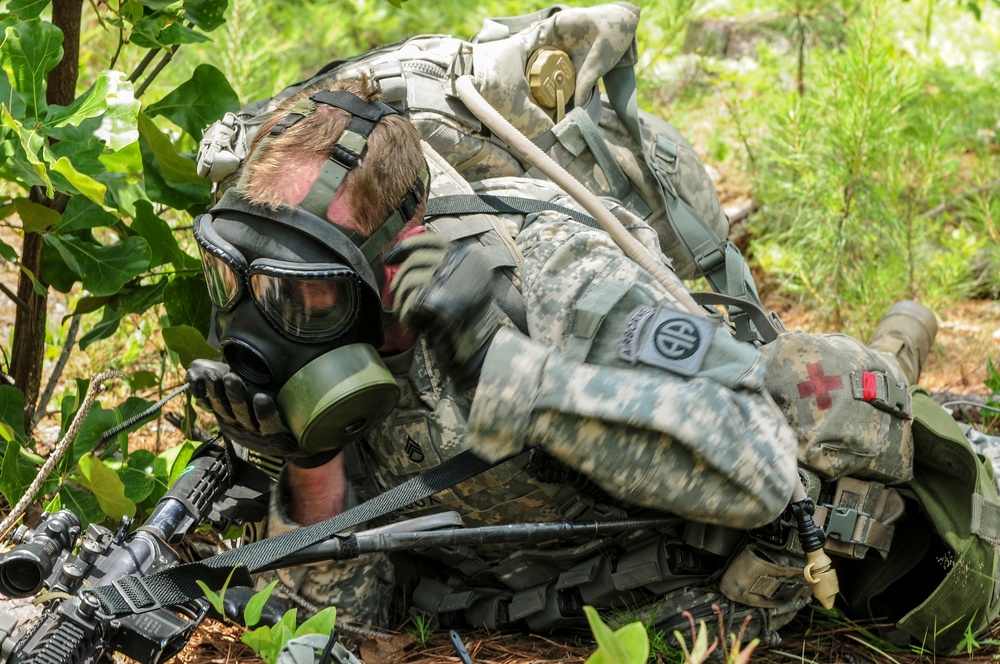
xmin=760 ymin=332 xmax=914 ymax=485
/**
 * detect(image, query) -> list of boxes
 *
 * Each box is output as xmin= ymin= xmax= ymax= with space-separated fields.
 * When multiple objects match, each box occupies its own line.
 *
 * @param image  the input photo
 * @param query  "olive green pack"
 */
xmin=837 ymin=388 xmax=1000 ymax=653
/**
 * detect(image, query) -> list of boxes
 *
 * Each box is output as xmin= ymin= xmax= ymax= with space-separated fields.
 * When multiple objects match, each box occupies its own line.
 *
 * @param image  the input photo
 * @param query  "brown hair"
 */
xmin=244 ymin=74 xmax=426 ymax=239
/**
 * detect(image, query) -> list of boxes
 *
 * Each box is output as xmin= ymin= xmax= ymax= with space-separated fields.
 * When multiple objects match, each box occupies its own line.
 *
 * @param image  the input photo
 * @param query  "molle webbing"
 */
xmin=813 ymin=477 xmax=901 ymax=559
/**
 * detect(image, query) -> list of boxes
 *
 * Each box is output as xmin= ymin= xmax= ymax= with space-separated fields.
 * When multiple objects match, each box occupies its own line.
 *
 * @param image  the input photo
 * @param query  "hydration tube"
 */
xmin=453 ymin=75 xmax=704 ymax=316
xmin=453 ymin=74 xmax=838 ymax=609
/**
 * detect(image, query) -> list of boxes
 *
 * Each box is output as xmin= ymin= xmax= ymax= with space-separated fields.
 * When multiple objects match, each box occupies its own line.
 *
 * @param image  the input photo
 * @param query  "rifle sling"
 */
xmin=94 ymin=448 xmax=512 ymax=617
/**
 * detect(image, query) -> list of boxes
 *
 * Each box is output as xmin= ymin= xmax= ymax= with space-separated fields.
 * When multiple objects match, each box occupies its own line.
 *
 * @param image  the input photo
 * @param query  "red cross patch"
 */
xmin=797 ymin=362 xmax=843 ymax=411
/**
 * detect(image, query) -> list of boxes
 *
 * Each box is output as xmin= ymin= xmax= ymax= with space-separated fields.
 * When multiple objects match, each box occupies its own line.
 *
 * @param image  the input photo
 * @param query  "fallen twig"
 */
xmin=0 ymin=370 xmax=123 ymax=537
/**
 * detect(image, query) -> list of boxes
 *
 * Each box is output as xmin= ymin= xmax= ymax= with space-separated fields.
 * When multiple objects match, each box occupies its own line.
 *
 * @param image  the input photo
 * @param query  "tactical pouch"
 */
xmin=761 ymin=332 xmax=914 ymax=484
xmin=813 ymin=477 xmax=904 ymax=559
xmin=719 ymin=543 xmax=811 ymax=611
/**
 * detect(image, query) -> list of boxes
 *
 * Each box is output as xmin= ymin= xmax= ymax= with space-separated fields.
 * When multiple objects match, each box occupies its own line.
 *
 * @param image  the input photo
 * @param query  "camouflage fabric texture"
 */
xmin=201 ymin=3 xmax=729 ymax=277
xmin=284 ymin=149 xmax=802 ymax=636
xmin=760 ymin=332 xmax=914 ymax=485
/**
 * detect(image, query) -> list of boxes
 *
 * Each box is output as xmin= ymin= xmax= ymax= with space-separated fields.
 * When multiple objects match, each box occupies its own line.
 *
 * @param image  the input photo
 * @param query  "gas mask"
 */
xmin=192 ymin=89 xmax=429 ymax=455
xmin=193 ymin=188 xmax=401 ymax=454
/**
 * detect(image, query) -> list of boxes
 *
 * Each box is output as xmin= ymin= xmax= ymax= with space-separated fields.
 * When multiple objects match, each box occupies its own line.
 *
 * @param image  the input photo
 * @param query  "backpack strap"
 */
xmin=602 ymin=56 xmax=772 ymax=343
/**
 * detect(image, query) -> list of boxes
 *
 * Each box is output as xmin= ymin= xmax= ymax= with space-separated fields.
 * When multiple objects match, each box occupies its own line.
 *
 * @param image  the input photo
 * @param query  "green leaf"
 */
xmin=100 ymin=140 xmax=143 ymax=175
xmin=100 ymin=83 xmax=141 ymax=152
xmin=113 ymin=280 xmax=168 ymax=315
xmin=72 ymin=295 xmax=111 ymax=317
xmin=52 ymin=156 xmax=107 ymax=206
xmin=196 ymin=580 xmax=227 ymax=616
xmin=6 ymin=0 xmax=49 ymax=19
xmin=13 ymin=196 xmax=60 ymax=232
xmin=146 ymin=64 xmax=239 ymax=143
xmin=128 ymin=370 xmax=160 ymax=391
xmin=42 ymin=234 xmax=151 ymax=297
xmin=77 ymin=452 xmax=136 ymax=520
xmin=273 ymin=608 xmax=298 ymax=645
xmin=242 ymin=625 xmax=279 ymax=663
xmin=158 ymin=22 xmax=210 ymax=45
xmin=0 ymin=19 xmax=63 ymax=118
xmin=18 ymin=260 xmax=49 ymax=296
xmin=43 ymin=492 xmax=61 ymax=513
xmin=0 ymin=385 xmax=28 ymax=445
xmin=1 ymin=104 xmax=53 ymax=194
xmin=584 ymin=606 xmax=636 ymax=664
xmin=55 ymin=195 xmax=117 ymax=233
xmin=0 ymin=237 xmax=16 ymax=261
xmin=164 ymin=276 xmax=212 ymax=335
xmin=196 ymin=565 xmax=241 ymax=617
xmin=118 ymin=449 xmax=159 ymax=503
xmin=244 ymin=580 xmax=279 ymax=628
xmin=102 ymin=395 xmax=160 ymax=458
xmin=79 ymin=306 xmax=125 ymax=349
xmin=184 ymin=0 xmax=228 ymax=30
xmin=137 ymin=112 xmax=206 ymax=185
xmin=69 ymin=403 xmax=119 ymax=466
xmin=295 ymin=606 xmax=338 ymax=637
xmin=162 ymin=324 xmax=221 ymax=367
xmin=138 ymin=112 xmax=211 ymax=210
xmin=59 ymin=482 xmax=106 ymax=528
xmin=45 ymin=71 xmax=136 ymax=137
xmin=48 ymin=130 xmax=107 ymax=178
xmin=132 ymin=200 xmax=197 ymax=270
xmin=154 ymin=439 xmax=198 ymax=486
xmin=0 ymin=439 xmax=39 ymax=506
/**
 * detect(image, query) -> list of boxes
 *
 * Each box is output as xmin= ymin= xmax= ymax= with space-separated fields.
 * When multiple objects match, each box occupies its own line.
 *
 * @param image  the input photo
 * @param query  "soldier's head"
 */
xmin=192 ymin=76 xmax=428 ymax=451
xmin=243 ymin=74 xmax=428 ymax=243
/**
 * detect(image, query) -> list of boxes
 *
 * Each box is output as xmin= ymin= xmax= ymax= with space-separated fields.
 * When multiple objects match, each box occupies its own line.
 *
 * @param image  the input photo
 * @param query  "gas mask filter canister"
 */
xmin=278 ymin=343 xmax=400 ymax=455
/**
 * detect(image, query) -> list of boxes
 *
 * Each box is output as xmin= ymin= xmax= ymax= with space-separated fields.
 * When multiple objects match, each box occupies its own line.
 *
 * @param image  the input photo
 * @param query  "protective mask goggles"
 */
xmin=194 ymin=214 xmax=365 ymax=344
xmin=195 ymin=190 xmax=402 ymax=452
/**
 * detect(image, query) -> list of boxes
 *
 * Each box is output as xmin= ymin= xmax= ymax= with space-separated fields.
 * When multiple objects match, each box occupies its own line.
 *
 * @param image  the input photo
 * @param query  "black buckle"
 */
xmin=111 ymin=575 xmax=163 ymax=614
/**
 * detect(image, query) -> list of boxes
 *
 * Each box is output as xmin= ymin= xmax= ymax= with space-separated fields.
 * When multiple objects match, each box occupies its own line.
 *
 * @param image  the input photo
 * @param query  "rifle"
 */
xmin=0 ymin=443 xmax=271 ymax=664
xmin=0 ymin=436 xmax=678 ymax=664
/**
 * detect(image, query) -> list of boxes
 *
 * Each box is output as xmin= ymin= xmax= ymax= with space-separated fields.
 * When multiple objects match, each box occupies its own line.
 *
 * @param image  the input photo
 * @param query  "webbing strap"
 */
xmin=971 ymin=493 xmax=1000 ymax=544
xmin=562 ymin=106 xmax=631 ymax=202
xmin=426 ymin=194 xmax=602 ymax=230
xmin=689 ymin=291 xmax=786 ymax=343
xmin=602 ymin=61 xmax=770 ymax=342
xmin=93 ymin=449 xmax=507 ymax=617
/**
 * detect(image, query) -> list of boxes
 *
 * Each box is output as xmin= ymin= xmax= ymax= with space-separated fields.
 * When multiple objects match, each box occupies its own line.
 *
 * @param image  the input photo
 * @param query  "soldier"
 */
xmin=186 ymin=73 xmax=806 ymax=639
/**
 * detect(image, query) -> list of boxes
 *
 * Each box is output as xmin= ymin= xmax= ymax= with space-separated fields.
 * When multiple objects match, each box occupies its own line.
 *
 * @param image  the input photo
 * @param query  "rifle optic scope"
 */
xmin=0 ymin=509 xmax=80 ymax=598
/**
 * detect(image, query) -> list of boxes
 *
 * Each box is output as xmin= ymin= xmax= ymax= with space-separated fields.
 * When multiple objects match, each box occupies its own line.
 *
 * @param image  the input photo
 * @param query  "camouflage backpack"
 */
xmin=197 ymin=3 xmax=773 ymax=342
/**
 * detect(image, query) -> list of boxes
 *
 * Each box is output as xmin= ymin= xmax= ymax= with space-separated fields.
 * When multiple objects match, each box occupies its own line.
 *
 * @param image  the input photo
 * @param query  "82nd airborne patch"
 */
xmin=619 ymin=305 xmax=716 ymax=376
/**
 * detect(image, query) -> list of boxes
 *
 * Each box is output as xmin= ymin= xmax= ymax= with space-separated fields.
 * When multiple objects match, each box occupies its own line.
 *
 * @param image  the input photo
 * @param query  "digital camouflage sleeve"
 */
xmin=465 ymin=184 xmax=800 ymax=529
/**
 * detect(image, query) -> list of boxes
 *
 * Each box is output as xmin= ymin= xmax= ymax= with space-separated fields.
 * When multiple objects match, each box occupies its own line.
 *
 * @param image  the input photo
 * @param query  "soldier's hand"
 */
xmin=186 ymin=359 xmax=316 ymax=461
xmin=385 ymin=233 xmax=501 ymax=390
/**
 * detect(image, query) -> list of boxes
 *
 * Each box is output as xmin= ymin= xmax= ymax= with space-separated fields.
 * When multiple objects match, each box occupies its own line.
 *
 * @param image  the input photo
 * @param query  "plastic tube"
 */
xmin=453 ymin=75 xmax=704 ymax=316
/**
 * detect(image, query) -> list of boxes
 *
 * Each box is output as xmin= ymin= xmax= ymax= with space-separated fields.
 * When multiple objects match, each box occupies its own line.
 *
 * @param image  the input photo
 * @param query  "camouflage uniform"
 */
xmin=271 ymin=144 xmax=802 ymax=637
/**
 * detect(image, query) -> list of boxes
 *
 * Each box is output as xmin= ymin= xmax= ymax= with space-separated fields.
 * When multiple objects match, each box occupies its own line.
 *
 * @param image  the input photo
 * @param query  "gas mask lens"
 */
xmin=249 ymin=262 xmax=361 ymax=343
xmin=194 ymin=215 xmax=362 ymax=343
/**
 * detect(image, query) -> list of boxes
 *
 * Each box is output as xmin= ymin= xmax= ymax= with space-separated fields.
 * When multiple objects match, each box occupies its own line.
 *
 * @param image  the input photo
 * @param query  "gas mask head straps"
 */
xmin=244 ymin=90 xmax=430 ymax=277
